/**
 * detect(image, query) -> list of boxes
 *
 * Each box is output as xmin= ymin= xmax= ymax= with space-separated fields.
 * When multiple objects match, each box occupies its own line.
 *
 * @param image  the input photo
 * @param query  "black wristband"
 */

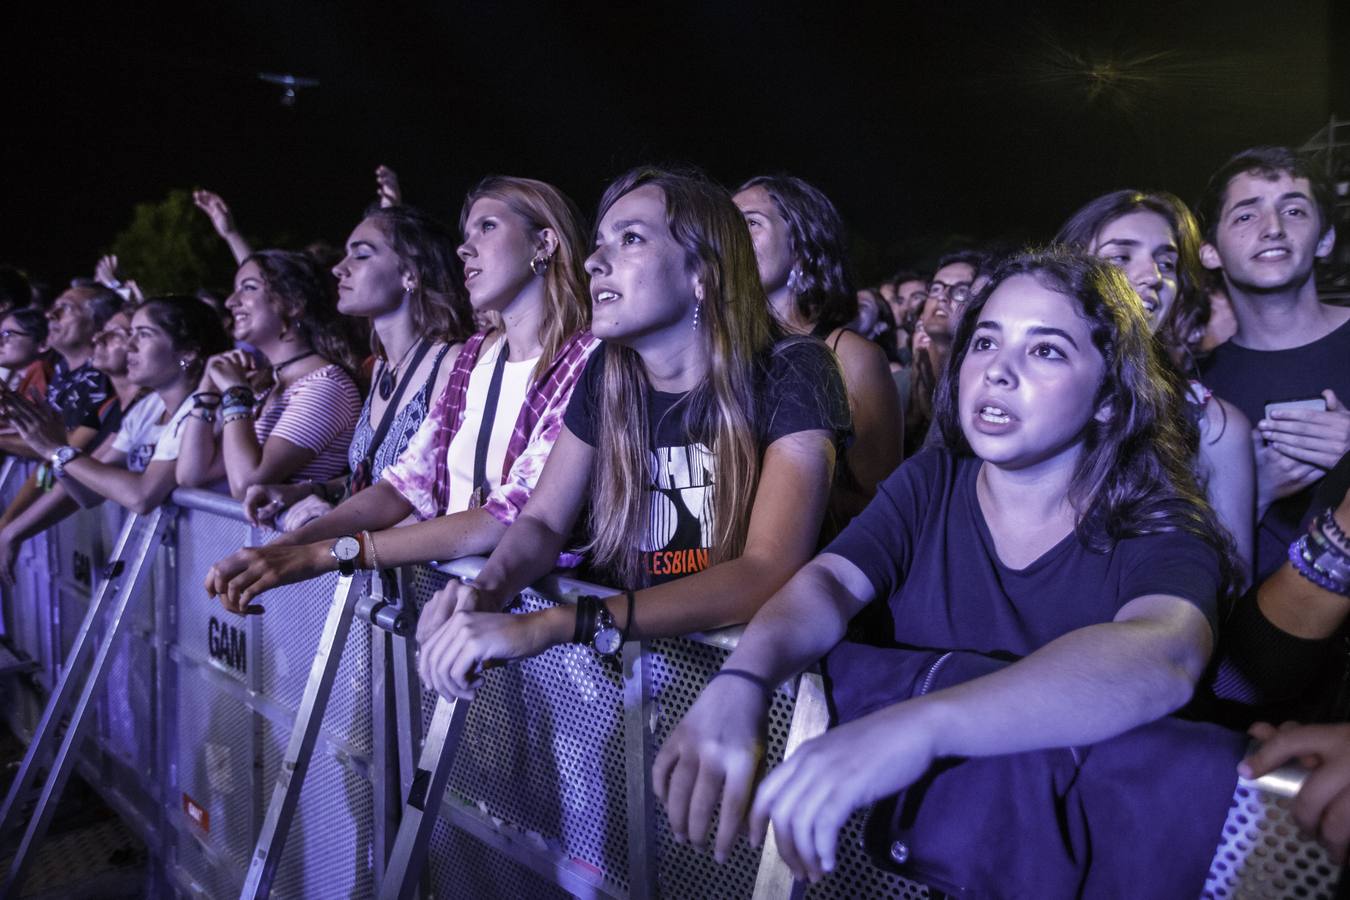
xmin=619 ymin=589 xmax=636 ymax=644
xmin=573 ymin=596 xmax=596 ymax=644
xmin=711 ymin=667 xmax=775 ymax=696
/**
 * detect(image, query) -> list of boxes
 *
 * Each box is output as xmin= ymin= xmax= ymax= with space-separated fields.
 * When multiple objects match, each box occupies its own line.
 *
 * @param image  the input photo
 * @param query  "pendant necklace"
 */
xmin=378 ymin=338 xmax=422 ymax=401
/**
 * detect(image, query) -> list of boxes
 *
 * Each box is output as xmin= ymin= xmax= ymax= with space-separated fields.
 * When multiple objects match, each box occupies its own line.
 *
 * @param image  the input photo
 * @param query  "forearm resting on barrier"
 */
xmin=60 ymin=456 xmax=178 ymax=515
xmin=271 ymin=481 xmax=413 ymax=547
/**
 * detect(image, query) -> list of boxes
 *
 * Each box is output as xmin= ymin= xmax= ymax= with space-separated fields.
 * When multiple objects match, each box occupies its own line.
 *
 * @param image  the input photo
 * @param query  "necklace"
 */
xmin=271 ymin=350 xmax=316 ymax=384
xmin=378 ymin=338 xmax=422 ymax=401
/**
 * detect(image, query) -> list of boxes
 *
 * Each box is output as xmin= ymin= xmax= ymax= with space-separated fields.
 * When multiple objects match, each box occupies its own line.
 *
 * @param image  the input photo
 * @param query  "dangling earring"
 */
xmin=530 ymin=254 xmax=549 ymax=277
xmin=787 ymin=266 xmax=808 ymax=295
xmin=691 ymin=301 xmax=702 ymax=331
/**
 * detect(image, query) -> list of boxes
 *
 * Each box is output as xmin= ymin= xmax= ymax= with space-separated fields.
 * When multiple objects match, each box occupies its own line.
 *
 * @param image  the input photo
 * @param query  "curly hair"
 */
xmin=243 ymin=250 xmax=361 ymax=374
xmin=737 ymin=175 xmax=857 ymax=333
xmin=934 ymin=247 xmax=1242 ymax=598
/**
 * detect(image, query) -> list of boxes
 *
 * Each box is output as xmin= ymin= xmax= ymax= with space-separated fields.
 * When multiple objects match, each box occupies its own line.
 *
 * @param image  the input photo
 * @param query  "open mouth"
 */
xmin=978 ymin=404 xmax=1012 ymax=425
xmin=594 ymin=290 xmax=621 ymax=304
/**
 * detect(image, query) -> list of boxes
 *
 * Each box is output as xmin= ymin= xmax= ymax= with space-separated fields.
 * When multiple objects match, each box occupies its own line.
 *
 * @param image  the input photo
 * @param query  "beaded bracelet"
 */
xmin=222 ymin=410 xmax=254 ymax=425
xmin=1290 ymin=534 xmax=1350 ymax=596
xmin=191 ymin=407 xmax=217 ymax=425
xmin=221 ymin=403 xmax=253 ymax=418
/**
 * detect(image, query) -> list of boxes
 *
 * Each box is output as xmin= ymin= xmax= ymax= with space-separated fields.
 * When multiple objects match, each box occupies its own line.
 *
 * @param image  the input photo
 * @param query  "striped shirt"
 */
xmin=384 ymin=330 xmax=599 ymax=528
xmin=254 ymin=364 xmax=361 ymax=483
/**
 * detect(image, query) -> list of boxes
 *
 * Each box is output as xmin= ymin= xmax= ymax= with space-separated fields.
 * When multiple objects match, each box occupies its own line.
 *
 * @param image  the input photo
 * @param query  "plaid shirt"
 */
xmin=384 ymin=329 xmax=599 ymax=527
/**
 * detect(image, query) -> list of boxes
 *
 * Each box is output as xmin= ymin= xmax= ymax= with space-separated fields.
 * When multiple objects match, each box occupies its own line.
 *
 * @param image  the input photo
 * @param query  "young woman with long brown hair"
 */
xmin=413 ymin=167 xmax=849 ymax=701
xmin=204 ymin=176 xmax=596 ymax=608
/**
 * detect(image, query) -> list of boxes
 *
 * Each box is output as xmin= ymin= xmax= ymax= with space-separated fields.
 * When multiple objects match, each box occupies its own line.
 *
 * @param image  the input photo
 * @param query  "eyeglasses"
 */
xmin=928 ymin=281 xmax=972 ymax=304
xmin=0 ymin=329 xmax=33 ymax=342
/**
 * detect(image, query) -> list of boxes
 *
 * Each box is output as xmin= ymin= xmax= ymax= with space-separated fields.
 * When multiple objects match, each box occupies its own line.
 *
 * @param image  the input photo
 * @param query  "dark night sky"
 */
xmin=6 ymin=1 xmax=1345 ymax=287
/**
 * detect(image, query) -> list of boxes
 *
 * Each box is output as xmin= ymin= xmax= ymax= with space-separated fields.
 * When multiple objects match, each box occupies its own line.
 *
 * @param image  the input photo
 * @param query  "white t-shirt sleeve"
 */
xmin=150 ymin=396 xmax=201 ymax=463
xmin=111 ymin=394 xmax=166 ymax=456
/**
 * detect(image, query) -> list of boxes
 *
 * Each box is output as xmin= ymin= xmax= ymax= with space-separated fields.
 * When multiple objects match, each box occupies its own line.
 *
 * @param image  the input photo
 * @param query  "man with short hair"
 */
xmin=43 ymin=284 xmax=119 ymax=431
xmin=1198 ymin=146 xmax=1350 ymax=580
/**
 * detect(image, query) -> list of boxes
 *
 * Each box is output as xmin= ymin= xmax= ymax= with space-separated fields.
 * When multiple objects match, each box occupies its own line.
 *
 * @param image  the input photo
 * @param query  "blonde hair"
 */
xmin=458 ymin=176 xmax=590 ymax=380
xmin=588 ymin=168 xmax=778 ymax=587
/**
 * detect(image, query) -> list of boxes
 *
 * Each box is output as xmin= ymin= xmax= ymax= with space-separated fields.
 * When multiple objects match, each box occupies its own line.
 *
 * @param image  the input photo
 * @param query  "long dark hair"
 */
xmin=737 ymin=175 xmax=857 ymax=332
xmin=361 ymin=204 xmax=475 ymax=352
xmin=137 ymin=295 xmax=232 ymax=383
xmin=1055 ymin=189 xmax=1208 ymax=370
xmin=934 ymin=248 xmax=1241 ymax=596
xmin=244 ymin=250 xmax=361 ymax=374
xmin=590 ymin=166 xmax=780 ymax=587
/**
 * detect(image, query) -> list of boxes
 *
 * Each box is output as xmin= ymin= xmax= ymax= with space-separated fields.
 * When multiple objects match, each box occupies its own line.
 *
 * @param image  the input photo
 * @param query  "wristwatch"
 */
xmin=591 ymin=599 xmax=622 ymax=656
xmin=331 ymin=535 xmax=362 ymax=577
xmin=49 ymin=446 xmax=80 ymax=480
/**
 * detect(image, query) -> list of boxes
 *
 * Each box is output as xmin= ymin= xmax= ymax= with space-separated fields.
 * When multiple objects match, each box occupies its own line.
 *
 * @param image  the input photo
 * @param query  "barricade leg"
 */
xmin=239 ymin=572 xmax=364 ymax=900
xmin=0 ymin=507 xmax=169 ymax=896
xmin=378 ymin=693 xmax=471 ymax=900
xmin=752 ymin=671 xmax=827 ymax=900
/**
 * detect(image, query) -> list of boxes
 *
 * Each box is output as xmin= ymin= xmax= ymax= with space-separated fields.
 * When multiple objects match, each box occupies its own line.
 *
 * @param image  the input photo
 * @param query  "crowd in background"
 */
xmin=0 ymin=145 xmax=1348 ymax=895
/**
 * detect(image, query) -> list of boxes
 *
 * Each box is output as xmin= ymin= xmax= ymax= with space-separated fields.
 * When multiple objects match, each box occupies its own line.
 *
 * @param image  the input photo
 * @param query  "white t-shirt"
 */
xmin=110 ymin=394 xmax=194 ymax=472
xmin=443 ymin=339 xmax=538 ymax=514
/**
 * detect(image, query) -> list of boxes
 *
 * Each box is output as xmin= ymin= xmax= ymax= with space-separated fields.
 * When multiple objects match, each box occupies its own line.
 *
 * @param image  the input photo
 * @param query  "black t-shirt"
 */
xmin=822 ymin=449 xmax=1222 ymax=725
xmin=564 ymin=338 xmax=850 ymax=585
xmin=1200 ymin=316 xmax=1350 ymax=579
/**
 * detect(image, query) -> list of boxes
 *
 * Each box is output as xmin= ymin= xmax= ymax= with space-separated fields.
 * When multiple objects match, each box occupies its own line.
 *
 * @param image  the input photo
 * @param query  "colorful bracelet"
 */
xmin=1289 ymin=534 xmax=1350 ymax=596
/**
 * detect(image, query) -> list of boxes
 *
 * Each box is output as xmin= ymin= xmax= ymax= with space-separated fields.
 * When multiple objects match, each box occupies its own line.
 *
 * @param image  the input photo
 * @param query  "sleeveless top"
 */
xmin=347 ymin=343 xmax=452 ymax=484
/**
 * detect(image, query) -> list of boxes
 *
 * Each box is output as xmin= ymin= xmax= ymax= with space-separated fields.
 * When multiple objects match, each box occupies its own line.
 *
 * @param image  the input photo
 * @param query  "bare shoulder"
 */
xmin=1199 ymin=393 xmax=1251 ymax=447
xmin=827 ymin=328 xmax=889 ymax=380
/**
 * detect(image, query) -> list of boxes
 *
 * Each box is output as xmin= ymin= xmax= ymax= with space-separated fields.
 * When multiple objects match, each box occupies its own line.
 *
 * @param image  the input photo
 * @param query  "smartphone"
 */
xmin=1264 ymin=397 xmax=1328 ymax=420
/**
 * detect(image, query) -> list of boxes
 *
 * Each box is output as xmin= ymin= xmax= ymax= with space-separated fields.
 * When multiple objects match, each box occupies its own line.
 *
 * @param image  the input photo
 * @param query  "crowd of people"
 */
xmin=1 ymin=144 xmax=1348 ymax=895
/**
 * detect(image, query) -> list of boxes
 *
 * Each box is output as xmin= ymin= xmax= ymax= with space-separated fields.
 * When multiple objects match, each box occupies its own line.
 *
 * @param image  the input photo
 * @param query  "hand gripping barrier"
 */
xmin=0 ymin=483 xmax=1343 ymax=899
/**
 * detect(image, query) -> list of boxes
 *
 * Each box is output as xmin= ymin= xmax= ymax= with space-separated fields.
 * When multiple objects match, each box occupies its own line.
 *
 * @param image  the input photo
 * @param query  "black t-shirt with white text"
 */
xmin=564 ymin=338 xmax=850 ymax=586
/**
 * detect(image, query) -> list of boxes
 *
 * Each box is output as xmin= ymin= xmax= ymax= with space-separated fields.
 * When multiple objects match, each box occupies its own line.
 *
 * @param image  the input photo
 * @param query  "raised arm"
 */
xmin=193 ymin=190 xmax=253 ymax=264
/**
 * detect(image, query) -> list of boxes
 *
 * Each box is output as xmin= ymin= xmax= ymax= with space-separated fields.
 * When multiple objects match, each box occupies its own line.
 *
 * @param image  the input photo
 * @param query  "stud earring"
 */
xmin=178 ymin=358 xmax=190 ymax=371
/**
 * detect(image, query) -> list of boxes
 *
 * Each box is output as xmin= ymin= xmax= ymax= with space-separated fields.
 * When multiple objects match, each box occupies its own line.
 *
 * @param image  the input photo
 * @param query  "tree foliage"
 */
xmin=108 ymin=189 xmax=235 ymax=294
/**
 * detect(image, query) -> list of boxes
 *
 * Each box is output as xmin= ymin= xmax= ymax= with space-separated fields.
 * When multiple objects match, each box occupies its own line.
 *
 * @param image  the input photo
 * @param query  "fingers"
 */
xmin=662 ymin=751 xmax=701 ymax=843
xmin=713 ymin=756 xmax=757 ymax=863
xmin=1326 ymin=390 xmax=1344 ymax=413
xmin=1242 ymin=722 xmax=1347 ymax=778
xmin=415 ymin=583 xmax=455 ymax=645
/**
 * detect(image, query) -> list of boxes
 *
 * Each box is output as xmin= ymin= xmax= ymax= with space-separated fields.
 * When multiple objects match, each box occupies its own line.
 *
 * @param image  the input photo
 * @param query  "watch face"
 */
xmin=594 ymin=627 xmax=622 ymax=656
xmin=333 ymin=535 xmax=361 ymax=562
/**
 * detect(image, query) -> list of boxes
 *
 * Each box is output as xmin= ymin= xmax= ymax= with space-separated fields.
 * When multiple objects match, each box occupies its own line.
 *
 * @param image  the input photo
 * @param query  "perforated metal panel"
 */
xmin=256 ymin=563 xmax=374 ymax=760
xmin=1203 ymin=782 xmax=1343 ymax=899
xmin=427 ymin=814 xmax=573 ymax=900
xmin=100 ymin=625 xmax=156 ymax=777
xmin=407 ymin=565 xmax=631 ymax=894
xmin=173 ymin=508 xmax=253 ymax=682
xmin=261 ymin=717 xmax=374 ymax=900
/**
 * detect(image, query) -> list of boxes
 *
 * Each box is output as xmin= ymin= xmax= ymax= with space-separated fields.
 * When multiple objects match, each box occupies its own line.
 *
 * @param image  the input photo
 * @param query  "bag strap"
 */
xmin=472 ymin=339 xmax=510 ymax=499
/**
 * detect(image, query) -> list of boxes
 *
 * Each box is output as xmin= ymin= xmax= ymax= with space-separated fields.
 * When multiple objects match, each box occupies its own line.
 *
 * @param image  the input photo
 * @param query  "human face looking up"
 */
xmin=1092 ymin=210 xmax=1178 ymax=332
xmin=126 ymin=307 xmax=187 ymax=390
xmin=0 ymin=315 xmax=40 ymax=370
xmin=957 ymin=275 xmax=1106 ymax=473
xmin=457 ymin=197 xmax=542 ymax=314
xmin=929 ymin=260 xmax=976 ymax=317
xmin=333 ymin=218 xmax=411 ymax=318
xmin=91 ymin=311 xmax=132 ymax=376
xmin=733 ymin=185 xmax=795 ymax=299
xmin=1201 ymin=170 xmax=1336 ymax=294
xmin=46 ymin=288 xmax=99 ymax=355
xmin=586 ymin=184 xmax=701 ymax=349
xmin=225 ymin=260 xmax=286 ymax=346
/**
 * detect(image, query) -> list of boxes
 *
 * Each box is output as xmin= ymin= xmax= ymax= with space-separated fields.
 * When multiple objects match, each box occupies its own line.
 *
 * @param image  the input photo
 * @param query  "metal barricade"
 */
xmin=0 ymin=481 xmax=1342 ymax=899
